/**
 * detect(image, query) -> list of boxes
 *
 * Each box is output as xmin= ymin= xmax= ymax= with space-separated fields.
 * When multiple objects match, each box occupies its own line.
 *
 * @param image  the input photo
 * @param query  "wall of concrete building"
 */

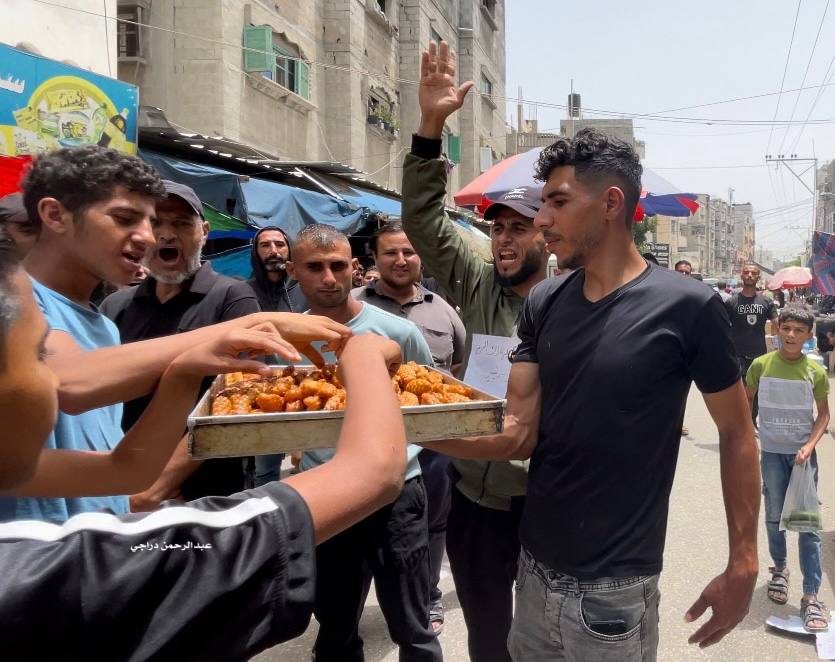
xmin=731 ymin=203 xmax=754 ymax=268
xmin=818 ymin=160 xmax=835 ymax=234
xmin=0 ymin=0 xmax=117 ymax=76
xmin=116 ymin=0 xmax=506 ymax=196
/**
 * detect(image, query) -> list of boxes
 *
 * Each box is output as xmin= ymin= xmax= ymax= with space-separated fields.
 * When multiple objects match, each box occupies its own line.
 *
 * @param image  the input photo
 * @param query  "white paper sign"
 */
xmin=817 ymin=630 xmax=835 ymax=660
xmin=464 ymin=333 xmax=519 ymax=399
xmin=765 ymin=611 xmax=835 ymax=660
xmin=765 ymin=614 xmax=815 ymax=636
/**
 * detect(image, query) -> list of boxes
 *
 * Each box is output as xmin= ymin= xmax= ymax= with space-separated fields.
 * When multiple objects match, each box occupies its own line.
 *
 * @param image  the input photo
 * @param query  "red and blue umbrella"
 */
xmin=454 ymin=146 xmax=699 ymax=221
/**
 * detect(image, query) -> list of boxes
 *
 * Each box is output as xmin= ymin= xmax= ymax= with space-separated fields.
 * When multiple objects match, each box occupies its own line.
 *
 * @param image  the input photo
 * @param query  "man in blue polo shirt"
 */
xmin=286 ymin=223 xmax=441 ymax=662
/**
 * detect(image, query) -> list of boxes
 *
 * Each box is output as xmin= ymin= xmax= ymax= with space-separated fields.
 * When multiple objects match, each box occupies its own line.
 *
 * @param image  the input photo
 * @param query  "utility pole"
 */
xmin=569 ymin=79 xmax=575 ymax=138
xmin=765 ymin=153 xmax=819 ymax=231
xmin=516 ymin=86 xmax=522 ymax=155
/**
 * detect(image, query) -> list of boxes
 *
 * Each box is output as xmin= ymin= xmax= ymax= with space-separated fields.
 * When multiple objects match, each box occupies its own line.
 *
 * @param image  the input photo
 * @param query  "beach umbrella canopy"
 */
xmin=766 ymin=266 xmax=812 ymax=290
xmin=454 ymin=147 xmax=699 ymax=221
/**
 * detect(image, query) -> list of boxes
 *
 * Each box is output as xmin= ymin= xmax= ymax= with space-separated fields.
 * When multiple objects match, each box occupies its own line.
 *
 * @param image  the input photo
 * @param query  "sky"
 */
xmin=505 ymin=0 xmax=835 ymax=259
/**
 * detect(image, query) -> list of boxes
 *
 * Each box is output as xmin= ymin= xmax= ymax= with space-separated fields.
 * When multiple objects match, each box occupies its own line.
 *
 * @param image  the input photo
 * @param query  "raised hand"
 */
xmin=418 ymin=41 xmax=474 ymax=138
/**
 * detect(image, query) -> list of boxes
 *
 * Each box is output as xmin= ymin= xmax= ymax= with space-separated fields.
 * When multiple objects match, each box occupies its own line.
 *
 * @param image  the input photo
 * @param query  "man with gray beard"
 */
xmin=101 ymin=181 xmax=259 ymax=508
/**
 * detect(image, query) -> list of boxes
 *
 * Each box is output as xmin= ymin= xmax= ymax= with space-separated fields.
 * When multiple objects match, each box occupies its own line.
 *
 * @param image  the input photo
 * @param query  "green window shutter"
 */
xmin=243 ymin=25 xmax=274 ymax=72
xmin=296 ymin=60 xmax=310 ymax=99
xmin=448 ymin=134 xmax=461 ymax=163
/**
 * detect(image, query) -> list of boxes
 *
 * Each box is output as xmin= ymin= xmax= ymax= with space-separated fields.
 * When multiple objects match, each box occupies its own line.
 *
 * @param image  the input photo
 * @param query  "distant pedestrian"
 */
xmin=726 ymin=264 xmax=778 ymax=424
xmin=715 ymin=280 xmax=731 ymax=303
xmin=745 ymin=307 xmax=829 ymax=633
xmin=674 ymin=259 xmax=692 ymax=276
xmin=363 ymin=265 xmax=380 ymax=285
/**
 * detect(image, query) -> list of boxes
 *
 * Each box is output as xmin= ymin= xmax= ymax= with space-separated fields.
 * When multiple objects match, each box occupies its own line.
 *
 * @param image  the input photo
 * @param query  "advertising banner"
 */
xmin=0 ymin=44 xmax=138 ymax=156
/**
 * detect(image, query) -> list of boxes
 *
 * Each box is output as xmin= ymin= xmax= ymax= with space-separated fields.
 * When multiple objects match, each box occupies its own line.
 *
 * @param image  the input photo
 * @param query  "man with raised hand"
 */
xmin=401 ymin=40 xmax=547 ymax=662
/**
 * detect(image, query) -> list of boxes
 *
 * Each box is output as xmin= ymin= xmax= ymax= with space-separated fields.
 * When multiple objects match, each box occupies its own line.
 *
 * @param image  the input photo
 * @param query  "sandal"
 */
xmin=801 ymin=597 xmax=830 ymax=633
xmin=767 ymin=566 xmax=789 ymax=605
xmin=429 ymin=602 xmax=444 ymax=636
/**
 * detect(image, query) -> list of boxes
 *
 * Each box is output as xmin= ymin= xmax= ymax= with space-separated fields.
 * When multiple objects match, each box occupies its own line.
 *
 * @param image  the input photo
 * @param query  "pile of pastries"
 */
xmin=210 ymin=362 xmax=475 ymax=416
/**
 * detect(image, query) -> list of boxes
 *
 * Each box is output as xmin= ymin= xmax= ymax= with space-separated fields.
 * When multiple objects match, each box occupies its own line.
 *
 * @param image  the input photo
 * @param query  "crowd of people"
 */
xmin=0 ymin=40 xmax=827 ymax=661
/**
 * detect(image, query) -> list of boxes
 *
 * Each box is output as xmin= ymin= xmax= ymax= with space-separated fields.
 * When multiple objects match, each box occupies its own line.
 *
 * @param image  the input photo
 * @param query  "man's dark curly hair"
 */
xmin=534 ymin=128 xmax=642 ymax=227
xmin=21 ymin=145 xmax=165 ymax=231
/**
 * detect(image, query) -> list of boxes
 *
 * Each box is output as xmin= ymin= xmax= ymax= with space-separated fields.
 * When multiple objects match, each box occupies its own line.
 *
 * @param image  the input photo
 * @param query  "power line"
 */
xmin=788 ymin=47 xmax=835 ymax=153
xmin=29 ymin=0 xmax=835 ymax=129
xmin=766 ymin=0 xmax=803 ymax=156
xmin=776 ymin=0 xmax=830 ymax=155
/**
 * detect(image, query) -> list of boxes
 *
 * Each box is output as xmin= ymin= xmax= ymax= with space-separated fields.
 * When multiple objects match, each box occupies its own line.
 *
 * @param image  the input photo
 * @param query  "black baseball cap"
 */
xmin=483 ymin=186 xmax=541 ymax=221
xmin=162 ymin=180 xmax=203 ymax=219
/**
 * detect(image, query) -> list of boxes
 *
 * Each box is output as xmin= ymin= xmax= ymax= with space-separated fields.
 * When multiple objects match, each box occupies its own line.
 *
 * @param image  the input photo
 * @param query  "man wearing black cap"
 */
xmin=401 ymin=41 xmax=548 ymax=662
xmin=101 ymin=180 xmax=260 ymax=509
xmin=0 ymin=192 xmax=37 ymax=258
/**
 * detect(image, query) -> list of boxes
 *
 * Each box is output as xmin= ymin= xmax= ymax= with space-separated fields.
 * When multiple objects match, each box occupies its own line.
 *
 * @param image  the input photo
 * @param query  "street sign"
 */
xmin=645 ymin=242 xmax=670 ymax=267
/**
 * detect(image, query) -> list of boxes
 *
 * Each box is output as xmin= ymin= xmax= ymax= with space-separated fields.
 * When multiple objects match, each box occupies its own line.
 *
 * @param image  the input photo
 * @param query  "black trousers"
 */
xmin=312 ymin=477 xmax=442 ymax=662
xmin=418 ymin=450 xmax=452 ymax=606
xmin=446 ymin=485 xmax=525 ymax=662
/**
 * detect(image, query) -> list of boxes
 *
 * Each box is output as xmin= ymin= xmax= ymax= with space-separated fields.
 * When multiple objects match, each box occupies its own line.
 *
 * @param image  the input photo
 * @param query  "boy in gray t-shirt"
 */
xmin=746 ymin=307 xmax=830 ymax=632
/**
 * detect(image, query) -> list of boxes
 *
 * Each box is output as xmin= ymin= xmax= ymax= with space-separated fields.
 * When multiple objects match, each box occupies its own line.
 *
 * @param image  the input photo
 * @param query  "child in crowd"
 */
xmin=746 ymin=306 xmax=830 ymax=632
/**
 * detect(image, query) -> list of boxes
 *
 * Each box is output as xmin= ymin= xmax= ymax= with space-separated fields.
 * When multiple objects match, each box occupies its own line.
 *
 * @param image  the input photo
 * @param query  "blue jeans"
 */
xmin=253 ymin=454 xmax=285 ymax=487
xmin=761 ymin=451 xmax=822 ymax=594
xmin=508 ymin=548 xmax=660 ymax=662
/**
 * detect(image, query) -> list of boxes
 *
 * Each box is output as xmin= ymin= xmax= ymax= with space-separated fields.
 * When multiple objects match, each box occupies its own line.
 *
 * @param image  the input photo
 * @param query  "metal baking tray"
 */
xmin=187 ymin=367 xmax=505 ymax=459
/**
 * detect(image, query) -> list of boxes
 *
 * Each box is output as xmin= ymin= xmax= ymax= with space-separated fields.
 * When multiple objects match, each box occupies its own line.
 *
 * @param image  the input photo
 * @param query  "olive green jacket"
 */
xmin=401 ymin=145 xmax=528 ymax=510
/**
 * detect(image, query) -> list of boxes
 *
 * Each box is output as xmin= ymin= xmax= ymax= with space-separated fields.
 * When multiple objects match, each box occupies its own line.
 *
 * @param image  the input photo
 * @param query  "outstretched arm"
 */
xmin=49 ymin=312 xmax=351 ymax=414
xmin=283 ymin=334 xmax=407 ymax=543
xmin=9 ymin=327 xmax=295 ymax=497
xmin=423 ymin=362 xmax=540 ymax=460
xmin=685 ymin=381 xmax=759 ymax=648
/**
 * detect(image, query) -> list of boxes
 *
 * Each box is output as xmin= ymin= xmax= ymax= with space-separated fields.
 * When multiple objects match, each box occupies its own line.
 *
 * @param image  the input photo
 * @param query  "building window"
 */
xmin=481 ymin=0 xmax=496 ymax=15
xmin=117 ymin=4 xmax=145 ymax=59
xmin=242 ymin=26 xmax=310 ymax=100
xmin=480 ymin=146 xmax=495 ymax=172
xmin=367 ymin=93 xmax=398 ymax=134
xmin=431 ymin=27 xmax=442 ymax=44
xmin=376 ymin=0 xmax=386 ymax=12
xmin=480 ymin=73 xmax=493 ymax=96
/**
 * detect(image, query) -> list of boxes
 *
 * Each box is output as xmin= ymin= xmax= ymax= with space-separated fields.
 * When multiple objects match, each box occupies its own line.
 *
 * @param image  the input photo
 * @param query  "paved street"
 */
xmin=257 ymin=381 xmax=835 ymax=662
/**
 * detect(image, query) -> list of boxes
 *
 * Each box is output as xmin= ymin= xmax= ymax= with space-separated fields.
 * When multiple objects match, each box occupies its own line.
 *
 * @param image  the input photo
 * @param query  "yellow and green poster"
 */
xmin=0 ymin=44 xmax=138 ymax=156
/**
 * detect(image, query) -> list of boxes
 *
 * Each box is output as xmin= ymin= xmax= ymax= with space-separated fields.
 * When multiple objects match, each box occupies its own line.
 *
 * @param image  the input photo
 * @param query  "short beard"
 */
xmin=554 ymin=230 xmax=601 ymax=271
xmin=494 ymin=245 xmax=546 ymax=288
xmin=145 ymin=242 xmax=204 ymax=285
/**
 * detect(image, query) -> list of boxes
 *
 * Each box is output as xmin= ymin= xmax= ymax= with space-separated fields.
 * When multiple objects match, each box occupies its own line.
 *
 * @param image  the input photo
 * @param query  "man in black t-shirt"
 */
xmin=725 ymin=264 xmax=778 ymax=423
xmin=428 ymin=128 xmax=760 ymax=660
